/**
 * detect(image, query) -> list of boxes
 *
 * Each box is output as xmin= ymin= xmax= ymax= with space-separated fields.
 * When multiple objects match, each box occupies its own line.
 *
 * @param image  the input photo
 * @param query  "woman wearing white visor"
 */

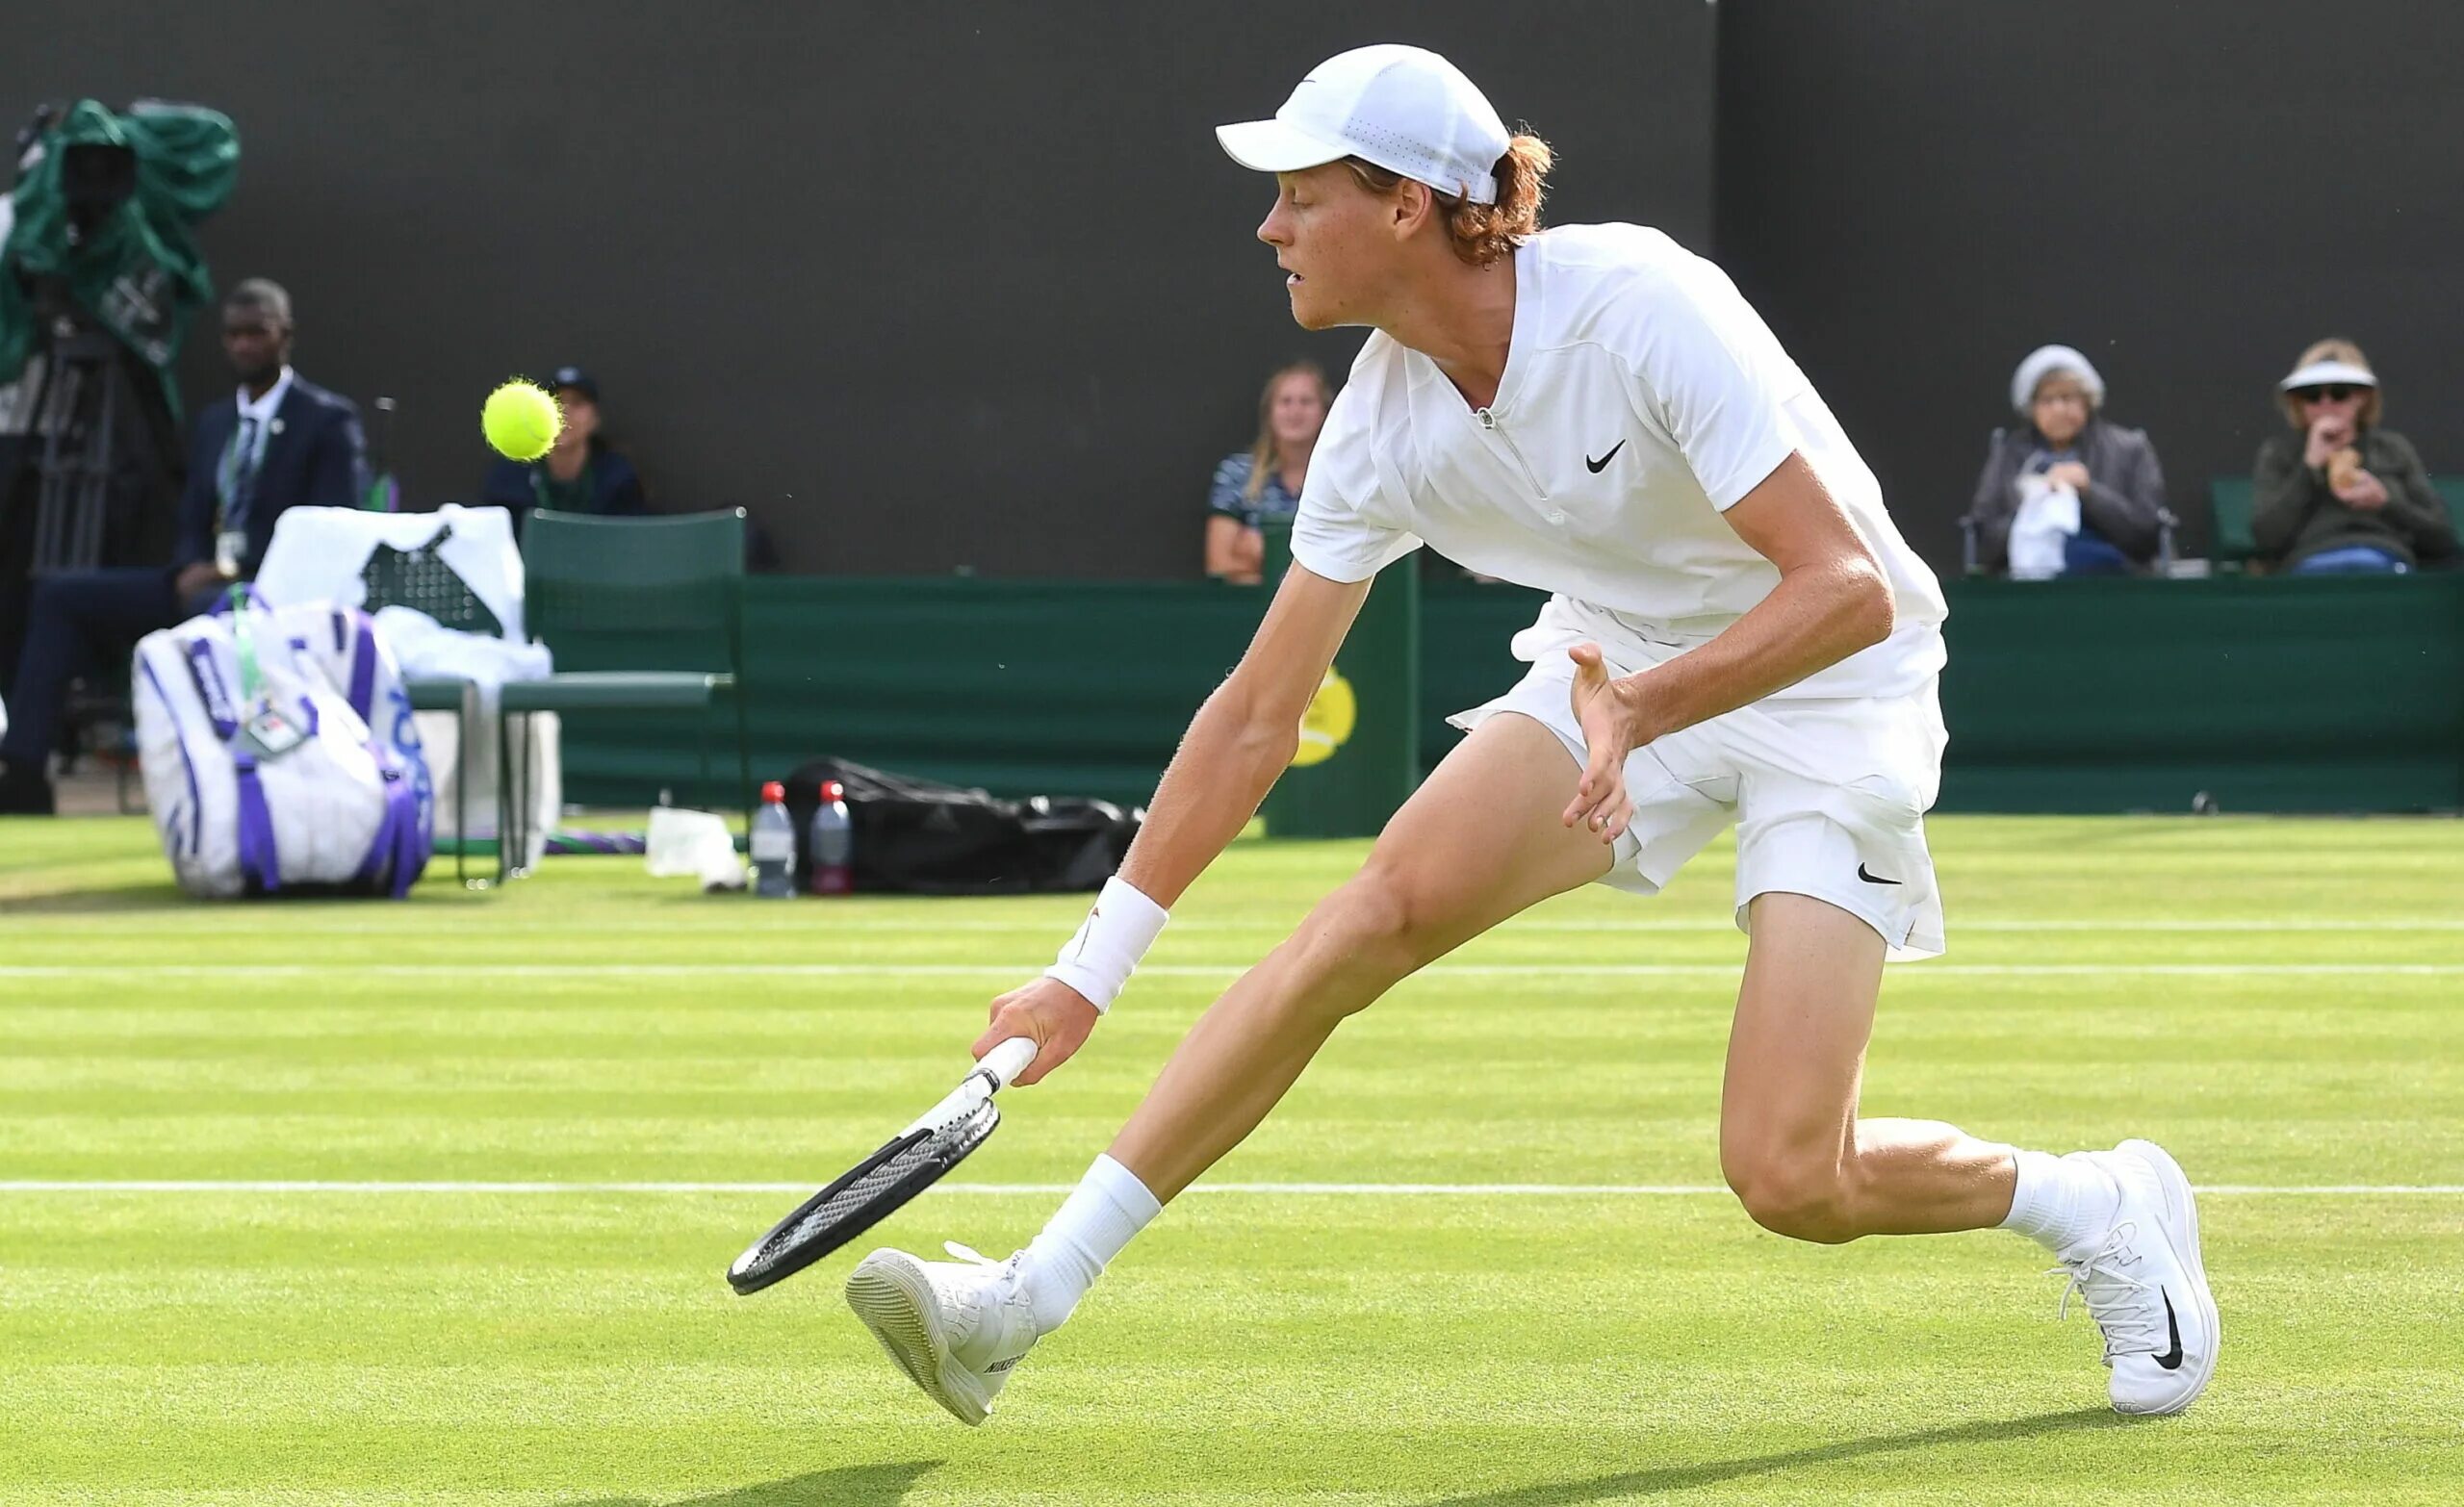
xmin=846 ymin=44 xmax=2217 ymax=1425
xmin=2254 ymin=339 xmax=2457 ymax=574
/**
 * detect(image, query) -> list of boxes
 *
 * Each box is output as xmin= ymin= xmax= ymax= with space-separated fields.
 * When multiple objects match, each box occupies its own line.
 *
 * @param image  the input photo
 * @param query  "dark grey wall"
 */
xmin=1714 ymin=0 xmax=2464 ymax=568
xmin=5 ymin=1 xmax=1713 ymax=575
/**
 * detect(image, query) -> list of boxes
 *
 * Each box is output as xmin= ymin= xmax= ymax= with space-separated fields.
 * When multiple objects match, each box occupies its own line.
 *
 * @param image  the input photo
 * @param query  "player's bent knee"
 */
xmin=1722 ymin=1148 xmax=1857 ymax=1244
xmin=1293 ymin=868 xmax=1450 ymax=1002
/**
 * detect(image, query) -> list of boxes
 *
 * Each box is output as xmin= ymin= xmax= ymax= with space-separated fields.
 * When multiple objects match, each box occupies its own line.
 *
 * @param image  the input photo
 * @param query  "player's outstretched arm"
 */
xmin=975 ymin=565 xmax=1373 ymax=1083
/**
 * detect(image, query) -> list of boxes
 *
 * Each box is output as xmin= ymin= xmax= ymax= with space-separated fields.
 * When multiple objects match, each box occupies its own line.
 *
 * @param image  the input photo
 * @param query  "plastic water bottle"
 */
xmin=808 ymin=779 xmax=854 ymax=896
xmin=751 ymin=780 xmax=795 ymax=897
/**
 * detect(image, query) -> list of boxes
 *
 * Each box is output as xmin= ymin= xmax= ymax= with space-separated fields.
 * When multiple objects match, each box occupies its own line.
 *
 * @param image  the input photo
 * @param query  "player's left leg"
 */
xmin=1718 ymin=888 xmax=2220 ymax=1415
xmin=1717 ymin=891 xmax=2011 ymax=1239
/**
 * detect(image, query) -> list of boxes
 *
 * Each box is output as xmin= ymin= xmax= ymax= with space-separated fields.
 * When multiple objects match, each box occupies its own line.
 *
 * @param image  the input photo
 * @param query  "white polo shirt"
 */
xmin=1293 ymin=223 xmax=1947 ymax=701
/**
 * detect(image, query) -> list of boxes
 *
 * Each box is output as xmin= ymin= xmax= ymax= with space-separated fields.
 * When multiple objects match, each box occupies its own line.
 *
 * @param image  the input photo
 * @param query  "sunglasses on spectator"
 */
xmin=2294 ymin=385 xmax=2361 ymax=402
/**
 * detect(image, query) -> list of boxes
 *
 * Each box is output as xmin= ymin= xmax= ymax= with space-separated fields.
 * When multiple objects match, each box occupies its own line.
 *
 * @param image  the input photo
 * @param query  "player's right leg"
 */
xmin=847 ymin=711 xmax=1614 ymax=1423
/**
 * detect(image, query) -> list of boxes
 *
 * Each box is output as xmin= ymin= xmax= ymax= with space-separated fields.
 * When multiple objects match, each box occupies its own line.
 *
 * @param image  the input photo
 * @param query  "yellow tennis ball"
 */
xmin=1291 ymin=668 xmax=1358 ymax=768
xmin=481 ymin=380 xmax=563 ymax=461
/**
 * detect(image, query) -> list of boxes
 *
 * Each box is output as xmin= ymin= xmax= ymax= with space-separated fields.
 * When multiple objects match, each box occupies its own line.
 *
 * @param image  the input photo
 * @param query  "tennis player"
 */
xmin=847 ymin=43 xmax=2217 ymax=1425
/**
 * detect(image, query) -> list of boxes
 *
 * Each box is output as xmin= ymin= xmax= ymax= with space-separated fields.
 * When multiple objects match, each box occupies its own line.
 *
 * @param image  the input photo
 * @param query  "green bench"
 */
xmin=2210 ymin=473 xmax=2464 ymax=570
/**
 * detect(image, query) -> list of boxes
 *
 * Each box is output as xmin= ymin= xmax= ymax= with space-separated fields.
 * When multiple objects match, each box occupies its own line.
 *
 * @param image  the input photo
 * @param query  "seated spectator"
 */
xmin=479 ymin=365 xmax=646 ymax=533
xmin=0 ymin=279 xmax=367 ymax=814
xmin=2253 ymin=340 xmax=2456 ymax=575
xmin=1967 ymin=345 xmax=2168 ymax=578
xmin=1206 ymin=361 xmax=1330 ymax=584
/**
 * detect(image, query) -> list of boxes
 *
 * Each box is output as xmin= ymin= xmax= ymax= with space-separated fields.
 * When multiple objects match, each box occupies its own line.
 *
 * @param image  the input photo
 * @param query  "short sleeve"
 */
xmin=1289 ymin=382 xmax=1421 ymax=581
xmin=1630 ymin=270 xmax=1801 ymax=511
xmin=1206 ymin=454 xmax=1253 ymax=521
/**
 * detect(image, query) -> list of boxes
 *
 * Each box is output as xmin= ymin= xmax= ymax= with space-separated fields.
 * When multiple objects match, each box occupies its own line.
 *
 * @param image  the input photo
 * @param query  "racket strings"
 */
xmin=752 ymin=1100 xmax=999 ymax=1272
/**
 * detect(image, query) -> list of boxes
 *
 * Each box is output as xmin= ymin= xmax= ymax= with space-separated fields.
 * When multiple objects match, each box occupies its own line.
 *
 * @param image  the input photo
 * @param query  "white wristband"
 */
xmin=1044 ymin=877 xmax=1168 ymax=1014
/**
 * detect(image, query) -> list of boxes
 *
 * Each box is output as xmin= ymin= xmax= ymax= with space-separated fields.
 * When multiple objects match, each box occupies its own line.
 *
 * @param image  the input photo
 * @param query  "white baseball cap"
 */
xmin=1216 ymin=44 xmax=1512 ymax=205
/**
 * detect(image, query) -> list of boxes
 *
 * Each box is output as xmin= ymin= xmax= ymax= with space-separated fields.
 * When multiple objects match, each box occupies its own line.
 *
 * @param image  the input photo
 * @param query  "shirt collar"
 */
xmin=236 ymin=366 xmax=295 ymax=424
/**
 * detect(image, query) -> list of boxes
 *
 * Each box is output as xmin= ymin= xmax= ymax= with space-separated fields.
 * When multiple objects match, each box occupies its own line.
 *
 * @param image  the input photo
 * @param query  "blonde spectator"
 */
xmin=1204 ymin=361 xmax=1331 ymax=583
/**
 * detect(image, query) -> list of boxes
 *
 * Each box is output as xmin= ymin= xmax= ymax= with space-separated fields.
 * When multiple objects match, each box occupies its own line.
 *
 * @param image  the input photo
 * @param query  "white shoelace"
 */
xmin=2047 ymin=1219 xmax=2165 ymax=1363
xmin=937 ymin=1241 xmax=1037 ymax=1361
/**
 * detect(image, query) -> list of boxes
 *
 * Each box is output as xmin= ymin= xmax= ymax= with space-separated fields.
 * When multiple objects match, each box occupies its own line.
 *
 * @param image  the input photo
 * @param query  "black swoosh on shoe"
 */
xmin=2155 ymin=1290 xmax=2185 ymax=1369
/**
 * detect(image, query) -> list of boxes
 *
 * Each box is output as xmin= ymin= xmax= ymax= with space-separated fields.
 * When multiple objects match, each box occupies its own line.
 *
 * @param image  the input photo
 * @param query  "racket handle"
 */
xmin=980 ymin=1036 xmax=1038 ymax=1089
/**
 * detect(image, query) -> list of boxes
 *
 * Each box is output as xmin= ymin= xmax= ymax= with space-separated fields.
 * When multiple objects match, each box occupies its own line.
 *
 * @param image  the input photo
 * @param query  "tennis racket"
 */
xmin=726 ymin=1036 xmax=1039 ymax=1296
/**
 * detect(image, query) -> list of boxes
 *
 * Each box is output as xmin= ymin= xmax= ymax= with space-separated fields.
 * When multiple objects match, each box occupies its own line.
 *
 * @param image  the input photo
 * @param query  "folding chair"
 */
xmin=496 ymin=509 xmax=751 ymax=881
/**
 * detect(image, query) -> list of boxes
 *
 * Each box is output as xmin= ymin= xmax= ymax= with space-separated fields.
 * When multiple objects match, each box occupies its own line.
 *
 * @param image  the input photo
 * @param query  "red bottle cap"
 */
xmin=760 ymin=780 xmax=784 ymax=803
xmin=822 ymin=779 xmax=845 ymax=802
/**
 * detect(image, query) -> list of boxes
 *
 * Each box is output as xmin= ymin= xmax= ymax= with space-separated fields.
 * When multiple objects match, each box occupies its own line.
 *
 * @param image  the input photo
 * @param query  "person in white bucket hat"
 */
xmin=2253 ymin=338 xmax=2456 ymax=574
xmin=848 ymin=43 xmax=2218 ymax=1425
xmin=1967 ymin=345 xmax=2171 ymax=577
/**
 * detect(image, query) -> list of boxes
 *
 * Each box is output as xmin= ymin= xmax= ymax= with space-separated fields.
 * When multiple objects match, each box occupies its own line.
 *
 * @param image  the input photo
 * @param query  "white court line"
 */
xmin=0 ymin=1180 xmax=2457 ymax=1196
xmin=3 ymin=962 xmax=2462 ymax=980
xmin=16 ymin=917 xmax=2464 ymax=934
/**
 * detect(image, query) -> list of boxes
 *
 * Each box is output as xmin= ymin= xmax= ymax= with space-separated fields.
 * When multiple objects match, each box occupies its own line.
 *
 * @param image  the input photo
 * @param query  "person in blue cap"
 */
xmin=479 ymin=365 xmax=647 ymax=534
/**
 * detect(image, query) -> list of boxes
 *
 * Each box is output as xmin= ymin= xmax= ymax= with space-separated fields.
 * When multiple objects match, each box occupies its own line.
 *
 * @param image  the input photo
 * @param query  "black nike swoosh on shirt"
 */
xmin=1857 ymin=863 xmax=1901 ymax=885
xmin=1585 ymin=440 xmax=1627 ymax=473
xmin=2154 ymin=1291 xmax=2185 ymax=1369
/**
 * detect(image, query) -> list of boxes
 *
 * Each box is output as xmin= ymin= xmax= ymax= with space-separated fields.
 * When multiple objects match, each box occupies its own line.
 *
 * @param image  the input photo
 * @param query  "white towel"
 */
xmin=371 ymin=607 xmax=552 ymax=714
xmin=2008 ymin=475 xmax=2081 ymax=581
xmin=253 ymin=504 xmax=527 ymax=644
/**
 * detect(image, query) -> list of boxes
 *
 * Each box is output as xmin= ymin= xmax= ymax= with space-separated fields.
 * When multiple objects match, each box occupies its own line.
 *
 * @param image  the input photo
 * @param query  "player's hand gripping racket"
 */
xmin=726 ymin=1037 xmax=1039 ymax=1295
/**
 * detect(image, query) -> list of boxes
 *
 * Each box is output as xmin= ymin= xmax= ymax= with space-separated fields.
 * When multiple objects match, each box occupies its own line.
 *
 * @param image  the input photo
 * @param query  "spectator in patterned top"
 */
xmin=480 ymin=365 xmax=647 ymax=535
xmin=1205 ymin=360 xmax=1331 ymax=584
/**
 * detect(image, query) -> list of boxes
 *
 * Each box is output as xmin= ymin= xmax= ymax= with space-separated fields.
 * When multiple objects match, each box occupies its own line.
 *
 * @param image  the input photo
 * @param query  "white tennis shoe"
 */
xmin=2050 ymin=1138 xmax=2220 ymax=1416
xmin=845 ymin=1242 xmax=1041 ymax=1425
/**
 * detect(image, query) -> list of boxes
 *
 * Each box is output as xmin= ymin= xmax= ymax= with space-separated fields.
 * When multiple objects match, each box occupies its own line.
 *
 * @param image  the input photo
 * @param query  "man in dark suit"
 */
xmin=0 ymin=278 xmax=367 ymax=813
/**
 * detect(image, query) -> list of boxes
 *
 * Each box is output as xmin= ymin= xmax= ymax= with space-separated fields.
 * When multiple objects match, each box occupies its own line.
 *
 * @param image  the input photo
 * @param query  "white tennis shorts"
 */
xmin=1449 ymin=649 xmax=1948 ymax=959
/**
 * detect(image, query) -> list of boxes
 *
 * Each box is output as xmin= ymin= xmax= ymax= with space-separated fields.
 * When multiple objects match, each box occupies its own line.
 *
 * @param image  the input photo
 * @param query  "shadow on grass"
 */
xmin=562 ymin=1459 xmax=941 ymax=1506
xmin=1420 ymin=1407 xmax=2122 ymax=1505
xmin=0 ymin=885 xmax=196 ymax=914
xmin=0 ymin=884 xmax=495 ymax=913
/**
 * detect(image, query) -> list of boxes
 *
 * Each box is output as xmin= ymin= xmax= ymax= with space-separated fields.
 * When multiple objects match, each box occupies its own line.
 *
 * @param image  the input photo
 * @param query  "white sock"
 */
xmin=1015 ymin=1153 xmax=1162 ymax=1333
xmin=1999 ymin=1147 xmax=2121 ymax=1254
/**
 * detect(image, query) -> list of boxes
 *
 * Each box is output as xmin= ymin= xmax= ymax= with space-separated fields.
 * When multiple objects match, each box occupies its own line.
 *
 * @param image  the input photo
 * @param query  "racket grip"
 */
xmin=980 ymin=1036 xmax=1039 ymax=1088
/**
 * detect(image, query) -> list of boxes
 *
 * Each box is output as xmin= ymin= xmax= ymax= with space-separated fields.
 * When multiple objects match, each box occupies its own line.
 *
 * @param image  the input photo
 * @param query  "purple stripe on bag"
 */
xmin=138 ymin=657 xmax=204 ymax=859
xmin=385 ymin=764 xmax=426 ymax=897
xmin=235 ymin=758 xmax=281 ymax=893
xmin=351 ymin=752 xmax=429 ymax=897
xmin=183 ymin=640 xmax=240 ymax=741
xmin=350 ymin=775 xmax=390 ymax=888
xmin=352 ymin=749 xmax=402 ymax=888
xmin=209 ymin=584 xmax=269 ymax=617
xmin=346 ymin=617 xmax=377 ymax=722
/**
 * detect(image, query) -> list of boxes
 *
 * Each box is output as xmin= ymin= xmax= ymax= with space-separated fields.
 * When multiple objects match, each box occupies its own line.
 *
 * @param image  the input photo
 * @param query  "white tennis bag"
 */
xmin=133 ymin=592 xmax=434 ymax=898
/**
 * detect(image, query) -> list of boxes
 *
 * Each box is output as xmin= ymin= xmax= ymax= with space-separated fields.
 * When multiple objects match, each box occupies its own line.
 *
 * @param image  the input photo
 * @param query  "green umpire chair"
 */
xmin=495 ymin=508 xmax=752 ymax=881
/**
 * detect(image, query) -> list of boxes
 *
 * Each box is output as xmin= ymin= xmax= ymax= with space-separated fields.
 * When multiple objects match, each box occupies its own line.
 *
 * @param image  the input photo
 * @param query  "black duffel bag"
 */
xmin=781 ymin=758 xmax=1142 ymax=895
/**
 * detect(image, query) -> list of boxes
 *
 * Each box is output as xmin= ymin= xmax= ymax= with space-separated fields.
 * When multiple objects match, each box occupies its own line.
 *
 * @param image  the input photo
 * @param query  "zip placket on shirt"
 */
xmin=1473 ymin=405 xmax=1566 ymax=522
